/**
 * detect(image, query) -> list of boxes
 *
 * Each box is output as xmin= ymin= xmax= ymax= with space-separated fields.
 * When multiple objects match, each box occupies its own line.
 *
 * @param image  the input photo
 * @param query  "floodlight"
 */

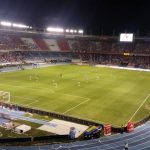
xmin=1 ymin=21 xmax=12 ymax=27
xmin=12 ymin=23 xmax=29 ymax=28
xmin=47 ymin=27 xmax=64 ymax=33
xmin=74 ymin=30 xmax=77 ymax=33
xmin=78 ymin=30 xmax=84 ymax=34
xmin=70 ymin=29 xmax=74 ymax=33
xmin=65 ymin=29 xmax=69 ymax=33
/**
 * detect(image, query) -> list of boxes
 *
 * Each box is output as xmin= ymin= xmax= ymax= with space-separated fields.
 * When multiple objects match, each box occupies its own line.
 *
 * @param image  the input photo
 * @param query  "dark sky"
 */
xmin=0 ymin=0 xmax=149 ymax=35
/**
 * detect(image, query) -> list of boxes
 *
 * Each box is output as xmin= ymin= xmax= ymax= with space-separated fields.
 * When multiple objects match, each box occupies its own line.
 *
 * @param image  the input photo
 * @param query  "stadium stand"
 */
xmin=44 ymin=39 xmax=61 ymax=51
xmin=0 ymin=29 xmax=150 ymax=149
xmin=57 ymin=38 xmax=70 ymax=51
xmin=0 ymin=32 xmax=150 ymax=68
xmin=33 ymin=38 xmax=50 ymax=50
xmin=21 ymin=38 xmax=40 ymax=50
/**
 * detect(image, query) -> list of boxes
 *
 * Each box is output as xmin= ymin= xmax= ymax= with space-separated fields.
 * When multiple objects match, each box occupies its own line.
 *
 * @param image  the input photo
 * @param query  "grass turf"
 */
xmin=0 ymin=65 xmax=150 ymax=126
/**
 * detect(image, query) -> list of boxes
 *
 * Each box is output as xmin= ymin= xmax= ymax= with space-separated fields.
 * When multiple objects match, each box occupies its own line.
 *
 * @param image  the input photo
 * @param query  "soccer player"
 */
xmin=52 ymin=80 xmax=55 ymax=83
xmin=124 ymin=141 xmax=129 ymax=150
xmin=18 ymin=65 xmax=20 ymax=70
xmin=96 ymin=76 xmax=100 ymax=80
xmin=54 ymin=82 xmax=58 ymax=88
xmin=60 ymin=73 xmax=63 ymax=78
xmin=77 ymin=81 xmax=81 ymax=86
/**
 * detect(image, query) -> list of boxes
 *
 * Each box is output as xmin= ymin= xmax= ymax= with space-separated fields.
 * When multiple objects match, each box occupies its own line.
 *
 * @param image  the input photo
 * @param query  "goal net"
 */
xmin=0 ymin=91 xmax=10 ymax=103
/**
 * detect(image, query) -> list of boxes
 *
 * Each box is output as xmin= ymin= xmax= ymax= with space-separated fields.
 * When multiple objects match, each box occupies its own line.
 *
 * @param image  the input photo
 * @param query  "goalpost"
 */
xmin=0 ymin=91 xmax=10 ymax=103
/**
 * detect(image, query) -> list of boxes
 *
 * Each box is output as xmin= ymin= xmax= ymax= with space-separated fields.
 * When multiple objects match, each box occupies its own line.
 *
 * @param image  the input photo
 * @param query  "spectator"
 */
xmin=124 ymin=141 xmax=129 ymax=150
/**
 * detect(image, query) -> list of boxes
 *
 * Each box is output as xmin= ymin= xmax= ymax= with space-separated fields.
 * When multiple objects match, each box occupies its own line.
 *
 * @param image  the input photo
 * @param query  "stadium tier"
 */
xmin=0 ymin=29 xmax=150 ymax=69
xmin=0 ymin=30 xmax=150 ymax=68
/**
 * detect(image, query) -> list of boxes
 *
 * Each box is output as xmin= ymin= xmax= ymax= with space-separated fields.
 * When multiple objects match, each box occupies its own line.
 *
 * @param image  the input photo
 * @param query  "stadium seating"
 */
xmin=33 ymin=38 xmax=50 ymax=50
xmin=44 ymin=39 xmax=61 ymax=51
xmin=0 ymin=30 xmax=150 ymax=68
xmin=0 ymin=30 xmax=150 ymax=149
xmin=57 ymin=39 xmax=70 ymax=51
xmin=21 ymin=38 xmax=40 ymax=50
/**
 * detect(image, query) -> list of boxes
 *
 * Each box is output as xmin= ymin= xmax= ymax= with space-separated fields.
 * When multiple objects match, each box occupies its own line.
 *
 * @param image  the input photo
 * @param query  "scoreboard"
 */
xmin=120 ymin=33 xmax=134 ymax=42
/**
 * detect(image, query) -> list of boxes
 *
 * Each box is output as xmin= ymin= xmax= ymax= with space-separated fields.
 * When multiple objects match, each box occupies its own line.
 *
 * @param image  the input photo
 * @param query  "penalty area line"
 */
xmin=60 ymin=93 xmax=89 ymax=101
xmin=63 ymin=98 xmax=90 ymax=114
xmin=129 ymin=93 xmax=150 ymax=122
xmin=12 ymin=95 xmax=39 ymax=106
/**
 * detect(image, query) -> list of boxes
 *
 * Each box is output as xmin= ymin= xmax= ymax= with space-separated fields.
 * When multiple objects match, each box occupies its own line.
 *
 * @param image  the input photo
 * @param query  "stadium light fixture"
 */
xmin=1 ymin=21 xmax=12 ymax=27
xmin=47 ymin=27 xmax=64 ymax=33
xmin=74 ymin=30 xmax=77 ymax=33
xmin=78 ymin=30 xmax=84 ymax=34
xmin=70 ymin=29 xmax=74 ymax=33
xmin=12 ymin=23 xmax=29 ymax=29
xmin=65 ymin=29 xmax=69 ymax=33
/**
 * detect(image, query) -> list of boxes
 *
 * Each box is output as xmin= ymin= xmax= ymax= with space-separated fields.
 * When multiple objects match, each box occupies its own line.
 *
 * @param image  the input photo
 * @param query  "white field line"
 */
xmin=0 ymin=83 xmax=91 ymax=100
xmin=4 ymin=83 xmax=92 ymax=114
xmin=29 ymin=87 xmax=55 ymax=93
xmin=96 ymin=64 xmax=150 ymax=72
xmin=24 ymin=100 xmax=39 ymax=106
xmin=63 ymin=98 xmax=90 ymax=114
xmin=0 ymin=83 xmax=55 ymax=93
xmin=129 ymin=94 xmax=150 ymax=122
xmin=60 ymin=93 xmax=90 ymax=101
xmin=12 ymin=95 xmax=38 ymax=101
xmin=11 ymin=95 xmax=125 ymax=127
xmin=0 ymin=82 xmax=90 ymax=102
xmin=12 ymin=95 xmax=39 ymax=106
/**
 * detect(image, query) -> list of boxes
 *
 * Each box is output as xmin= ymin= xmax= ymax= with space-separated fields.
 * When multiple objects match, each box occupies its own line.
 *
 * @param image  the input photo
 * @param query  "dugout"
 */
xmin=84 ymin=126 xmax=102 ymax=139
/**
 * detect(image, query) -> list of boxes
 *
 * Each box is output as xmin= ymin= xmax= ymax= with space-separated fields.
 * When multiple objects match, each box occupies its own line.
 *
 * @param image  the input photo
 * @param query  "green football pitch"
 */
xmin=0 ymin=65 xmax=150 ymax=126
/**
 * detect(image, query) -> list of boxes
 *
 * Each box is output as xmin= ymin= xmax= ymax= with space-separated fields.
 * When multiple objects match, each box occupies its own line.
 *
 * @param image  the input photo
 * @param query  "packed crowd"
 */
xmin=68 ymin=39 xmax=150 ymax=54
xmin=77 ymin=53 xmax=150 ymax=68
xmin=0 ymin=34 xmax=150 ymax=54
xmin=0 ymin=51 xmax=72 ymax=63
xmin=0 ymin=33 xmax=150 ymax=68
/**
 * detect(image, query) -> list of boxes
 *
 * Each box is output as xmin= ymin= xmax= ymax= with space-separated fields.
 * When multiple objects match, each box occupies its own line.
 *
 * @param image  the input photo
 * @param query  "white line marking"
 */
xmin=60 ymin=93 xmax=89 ymax=100
xmin=63 ymin=98 xmax=90 ymax=114
xmin=12 ymin=96 xmax=39 ymax=106
xmin=129 ymin=94 xmax=150 ymax=121
xmin=1 ymin=82 xmax=89 ymax=101
xmin=0 ymin=83 xmax=55 ymax=93
xmin=24 ymin=100 xmax=39 ymax=106
xmin=96 ymin=64 xmax=150 ymax=72
xmin=12 ymin=95 xmax=37 ymax=101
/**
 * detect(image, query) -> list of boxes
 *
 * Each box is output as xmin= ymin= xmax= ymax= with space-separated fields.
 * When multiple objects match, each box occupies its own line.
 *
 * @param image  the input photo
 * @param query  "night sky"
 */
xmin=0 ymin=0 xmax=149 ymax=35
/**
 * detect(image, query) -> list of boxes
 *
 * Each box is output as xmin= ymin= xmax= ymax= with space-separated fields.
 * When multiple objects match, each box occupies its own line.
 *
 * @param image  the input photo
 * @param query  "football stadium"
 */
xmin=0 ymin=0 xmax=149 ymax=149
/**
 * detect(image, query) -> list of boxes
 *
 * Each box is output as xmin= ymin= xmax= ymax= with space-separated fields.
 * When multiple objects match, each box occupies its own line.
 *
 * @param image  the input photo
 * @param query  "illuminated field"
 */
xmin=0 ymin=65 xmax=150 ymax=126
